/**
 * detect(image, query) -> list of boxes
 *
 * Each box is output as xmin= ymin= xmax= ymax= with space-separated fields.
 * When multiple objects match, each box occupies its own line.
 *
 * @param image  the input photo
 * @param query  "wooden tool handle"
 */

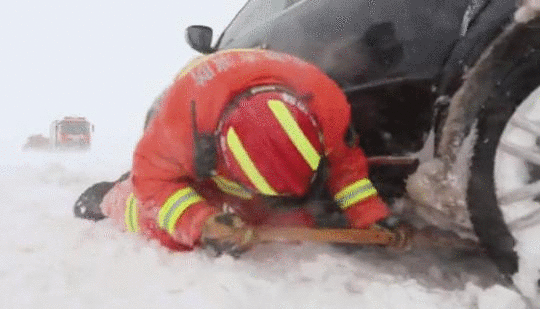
xmin=252 ymin=226 xmax=481 ymax=252
xmin=254 ymin=226 xmax=397 ymax=246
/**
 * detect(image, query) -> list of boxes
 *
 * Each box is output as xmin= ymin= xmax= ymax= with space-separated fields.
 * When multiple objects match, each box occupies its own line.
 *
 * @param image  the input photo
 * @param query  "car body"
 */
xmin=187 ymin=0 xmax=514 ymax=156
xmin=185 ymin=0 xmax=540 ymax=292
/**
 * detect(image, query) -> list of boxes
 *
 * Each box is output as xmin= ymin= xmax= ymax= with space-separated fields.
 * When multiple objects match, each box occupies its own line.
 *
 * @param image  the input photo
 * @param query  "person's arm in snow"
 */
xmin=300 ymin=67 xmax=391 ymax=229
xmin=133 ymin=127 xmax=254 ymax=254
xmin=130 ymin=83 xmax=222 ymax=248
xmin=324 ymin=138 xmax=413 ymax=250
xmin=326 ymin=142 xmax=391 ymax=229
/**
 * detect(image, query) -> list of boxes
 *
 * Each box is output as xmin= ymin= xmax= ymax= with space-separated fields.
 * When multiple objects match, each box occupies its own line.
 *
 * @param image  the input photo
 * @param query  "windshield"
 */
xmin=218 ymin=0 xmax=291 ymax=47
xmin=60 ymin=123 xmax=89 ymax=134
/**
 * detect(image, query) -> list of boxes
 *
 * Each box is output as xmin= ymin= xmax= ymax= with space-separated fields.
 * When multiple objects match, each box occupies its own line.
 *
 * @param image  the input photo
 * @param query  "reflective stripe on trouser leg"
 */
xmin=158 ymin=187 xmax=204 ymax=236
xmin=267 ymin=99 xmax=321 ymax=170
xmin=334 ymin=178 xmax=378 ymax=210
xmin=124 ymin=193 xmax=140 ymax=233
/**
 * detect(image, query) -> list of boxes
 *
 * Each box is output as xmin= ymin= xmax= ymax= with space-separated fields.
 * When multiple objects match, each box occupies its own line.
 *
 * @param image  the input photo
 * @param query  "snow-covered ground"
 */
xmin=0 ymin=137 xmax=538 ymax=309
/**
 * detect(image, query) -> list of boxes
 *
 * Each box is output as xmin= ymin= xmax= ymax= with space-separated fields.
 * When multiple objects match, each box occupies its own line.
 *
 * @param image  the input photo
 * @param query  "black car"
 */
xmin=185 ymin=0 xmax=540 ymax=279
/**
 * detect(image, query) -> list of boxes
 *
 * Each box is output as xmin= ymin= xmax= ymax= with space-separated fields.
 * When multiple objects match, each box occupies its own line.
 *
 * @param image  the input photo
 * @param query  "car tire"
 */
xmin=467 ymin=49 xmax=540 ymax=278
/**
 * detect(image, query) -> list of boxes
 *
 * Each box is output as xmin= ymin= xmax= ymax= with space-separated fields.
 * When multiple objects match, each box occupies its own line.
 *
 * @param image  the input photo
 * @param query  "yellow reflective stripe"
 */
xmin=158 ymin=187 xmax=204 ymax=235
xmin=212 ymin=176 xmax=253 ymax=199
xmin=335 ymin=178 xmax=378 ymax=209
xmin=124 ymin=193 xmax=140 ymax=233
xmin=268 ymin=100 xmax=321 ymax=170
xmin=226 ymin=127 xmax=278 ymax=196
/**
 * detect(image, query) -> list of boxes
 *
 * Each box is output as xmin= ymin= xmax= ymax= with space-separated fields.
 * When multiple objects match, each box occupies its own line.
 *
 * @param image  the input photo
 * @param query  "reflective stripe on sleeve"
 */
xmin=124 ymin=193 xmax=140 ymax=233
xmin=226 ymin=127 xmax=278 ymax=196
xmin=158 ymin=187 xmax=204 ymax=236
xmin=212 ymin=176 xmax=253 ymax=199
xmin=334 ymin=178 xmax=378 ymax=210
xmin=267 ymin=100 xmax=321 ymax=170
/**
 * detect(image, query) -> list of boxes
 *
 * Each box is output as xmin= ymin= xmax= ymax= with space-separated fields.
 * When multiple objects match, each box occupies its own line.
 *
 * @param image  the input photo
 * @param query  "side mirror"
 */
xmin=185 ymin=25 xmax=215 ymax=54
xmin=92 ymin=125 xmax=95 ymax=132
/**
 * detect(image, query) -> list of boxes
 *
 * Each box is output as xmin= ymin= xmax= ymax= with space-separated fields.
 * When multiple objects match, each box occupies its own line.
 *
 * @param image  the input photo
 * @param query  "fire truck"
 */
xmin=49 ymin=116 xmax=94 ymax=150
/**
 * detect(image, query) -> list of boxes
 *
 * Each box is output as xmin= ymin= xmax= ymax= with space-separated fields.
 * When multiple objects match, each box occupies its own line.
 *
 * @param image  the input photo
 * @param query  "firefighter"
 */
xmin=74 ymin=49 xmax=410 ymax=255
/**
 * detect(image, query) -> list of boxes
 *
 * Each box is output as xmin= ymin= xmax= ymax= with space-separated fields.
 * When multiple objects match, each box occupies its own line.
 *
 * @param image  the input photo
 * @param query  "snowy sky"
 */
xmin=0 ymin=0 xmax=246 ymax=157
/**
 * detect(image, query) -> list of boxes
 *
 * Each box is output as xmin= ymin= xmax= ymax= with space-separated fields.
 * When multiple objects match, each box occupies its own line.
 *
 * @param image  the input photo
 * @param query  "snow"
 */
xmin=516 ymin=0 xmax=540 ymax=23
xmin=1 ymin=140 xmax=538 ymax=309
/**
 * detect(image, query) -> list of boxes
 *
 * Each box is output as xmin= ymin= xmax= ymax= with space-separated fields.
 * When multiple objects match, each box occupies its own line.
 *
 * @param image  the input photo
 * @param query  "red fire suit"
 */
xmin=100 ymin=49 xmax=390 ymax=251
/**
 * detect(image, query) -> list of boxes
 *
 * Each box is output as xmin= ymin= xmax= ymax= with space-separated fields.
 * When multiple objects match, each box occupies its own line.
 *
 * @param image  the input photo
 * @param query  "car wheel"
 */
xmin=468 ymin=50 xmax=540 ymax=278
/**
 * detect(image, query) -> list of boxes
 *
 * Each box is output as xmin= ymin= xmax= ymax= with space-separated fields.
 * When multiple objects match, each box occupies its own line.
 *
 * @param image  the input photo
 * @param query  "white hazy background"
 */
xmin=0 ymin=0 xmax=246 ymax=161
xmin=0 ymin=1 xmax=539 ymax=308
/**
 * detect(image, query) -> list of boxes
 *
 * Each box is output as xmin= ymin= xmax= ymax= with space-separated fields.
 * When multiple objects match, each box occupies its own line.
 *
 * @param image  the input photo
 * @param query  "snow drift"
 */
xmin=0 ymin=139 xmax=538 ymax=308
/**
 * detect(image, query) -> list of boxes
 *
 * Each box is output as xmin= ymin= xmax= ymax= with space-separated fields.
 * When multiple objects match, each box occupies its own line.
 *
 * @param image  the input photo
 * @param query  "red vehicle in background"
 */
xmin=22 ymin=134 xmax=50 ymax=151
xmin=49 ymin=117 xmax=94 ymax=150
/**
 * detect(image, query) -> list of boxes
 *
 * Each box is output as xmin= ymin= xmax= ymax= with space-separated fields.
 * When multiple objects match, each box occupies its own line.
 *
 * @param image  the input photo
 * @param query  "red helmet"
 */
xmin=217 ymin=87 xmax=324 ymax=197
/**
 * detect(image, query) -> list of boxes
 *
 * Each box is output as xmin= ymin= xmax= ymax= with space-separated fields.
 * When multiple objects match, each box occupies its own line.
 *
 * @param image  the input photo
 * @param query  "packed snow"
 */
xmin=1 ymin=135 xmax=538 ymax=309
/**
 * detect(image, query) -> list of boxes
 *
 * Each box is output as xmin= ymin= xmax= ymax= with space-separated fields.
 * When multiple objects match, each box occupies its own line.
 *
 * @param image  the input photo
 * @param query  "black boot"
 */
xmin=73 ymin=181 xmax=115 ymax=221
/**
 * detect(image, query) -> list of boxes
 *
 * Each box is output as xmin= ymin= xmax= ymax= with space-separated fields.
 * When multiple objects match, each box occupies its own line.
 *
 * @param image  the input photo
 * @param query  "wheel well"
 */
xmin=347 ymin=81 xmax=435 ymax=157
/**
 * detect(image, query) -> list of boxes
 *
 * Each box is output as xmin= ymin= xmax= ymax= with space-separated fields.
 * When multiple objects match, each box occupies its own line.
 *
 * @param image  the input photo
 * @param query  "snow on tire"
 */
xmin=424 ymin=18 xmax=540 ymax=304
xmin=488 ymin=66 xmax=540 ymax=304
xmin=467 ymin=46 xmax=540 ymax=304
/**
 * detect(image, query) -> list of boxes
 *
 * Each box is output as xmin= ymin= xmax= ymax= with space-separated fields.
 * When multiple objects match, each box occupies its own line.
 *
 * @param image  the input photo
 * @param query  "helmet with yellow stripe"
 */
xmin=217 ymin=86 xmax=324 ymax=198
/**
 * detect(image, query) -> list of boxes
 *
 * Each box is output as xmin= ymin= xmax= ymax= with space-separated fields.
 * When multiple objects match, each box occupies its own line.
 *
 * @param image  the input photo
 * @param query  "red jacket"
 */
xmin=103 ymin=49 xmax=390 ymax=251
